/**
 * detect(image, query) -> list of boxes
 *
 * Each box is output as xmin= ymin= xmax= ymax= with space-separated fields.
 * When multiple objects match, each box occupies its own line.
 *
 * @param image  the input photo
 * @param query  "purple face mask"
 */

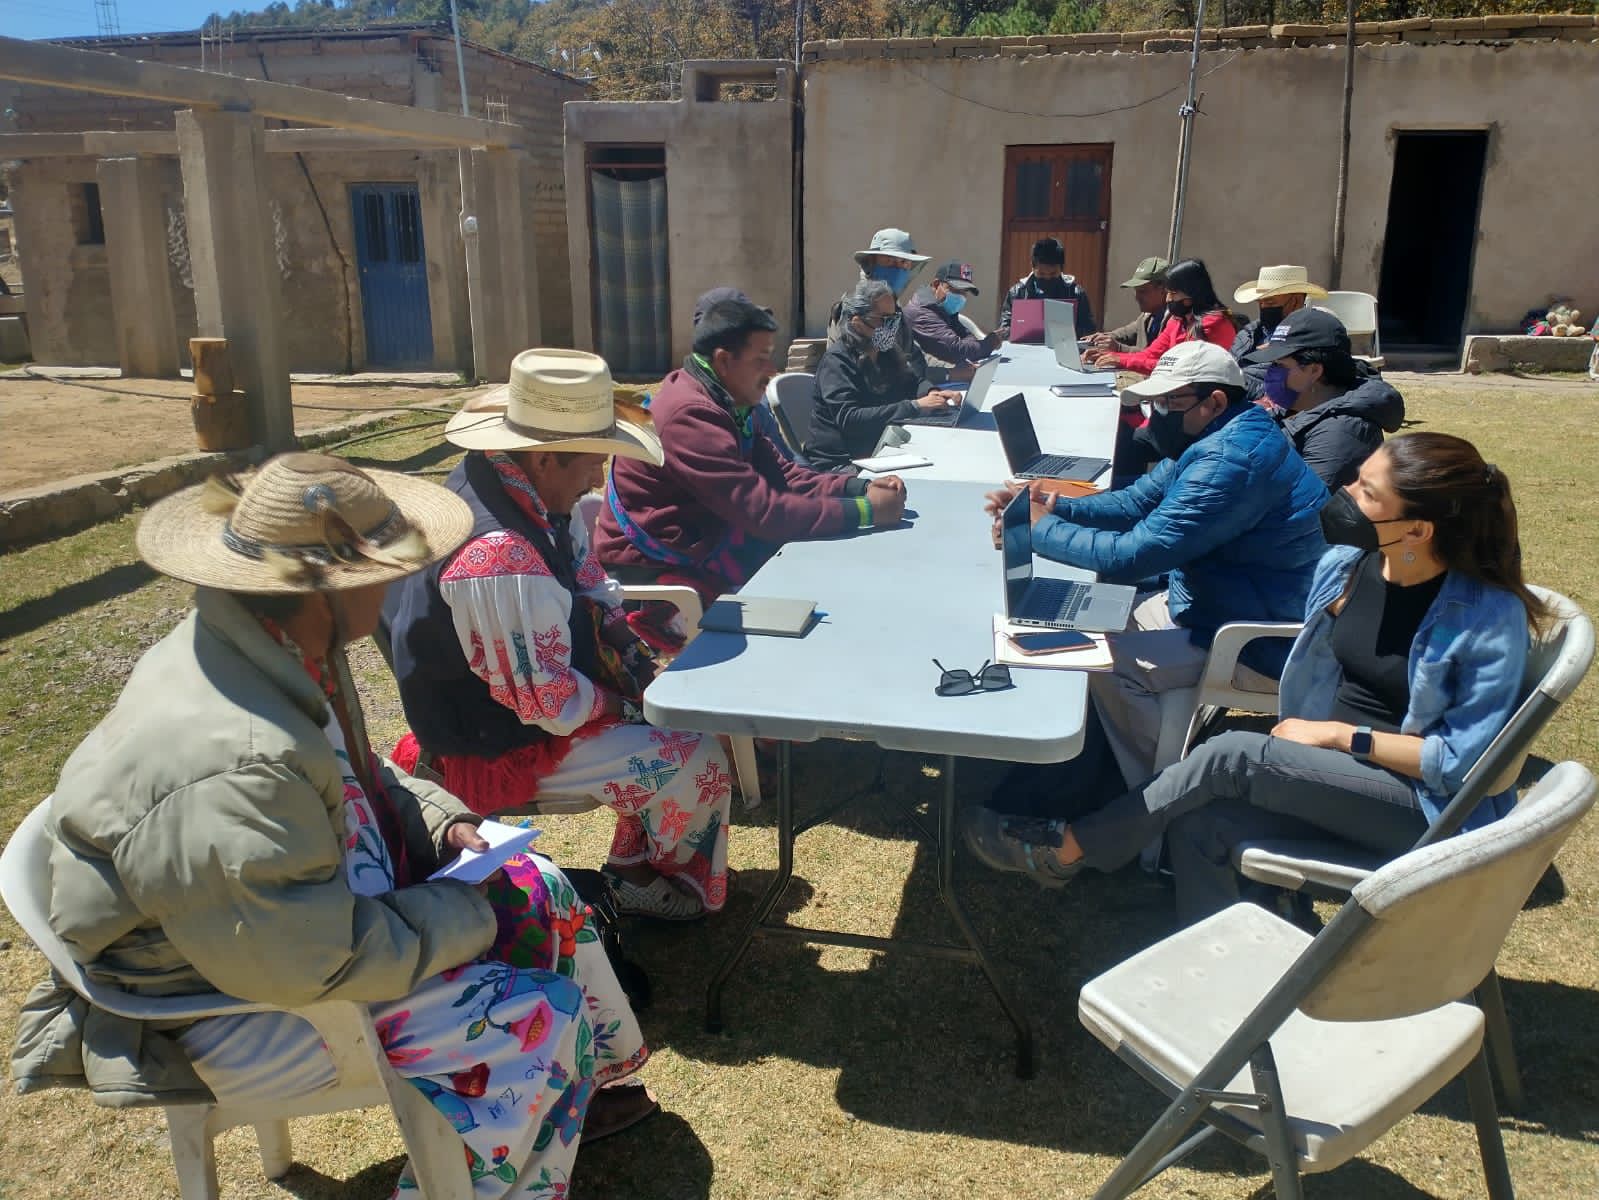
xmin=1263 ymin=363 xmax=1298 ymax=409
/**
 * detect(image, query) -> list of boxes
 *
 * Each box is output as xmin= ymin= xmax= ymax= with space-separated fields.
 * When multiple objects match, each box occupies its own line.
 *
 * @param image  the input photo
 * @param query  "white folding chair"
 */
xmin=576 ymin=494 xmax=762 ymax=806
xmin=1232 ymin=586 xmax=1594 ymax=1111
xmin=1150 ymin=621 xmax=1305 ymax=773
xmin=0 ymin=799 xmax=474 ymax=1200
xmin=1314 ymin=291 xmax=1385 ymax=370
xmin=1081 ymin=760 xmax=1596 ymax=1200
xmin=764 ymin=371 xmax=816 ymax=458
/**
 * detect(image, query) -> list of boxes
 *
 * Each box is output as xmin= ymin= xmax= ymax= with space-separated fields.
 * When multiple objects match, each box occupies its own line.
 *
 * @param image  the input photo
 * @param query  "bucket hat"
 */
xmin=852 ymin=228 xmax=930 ymax=267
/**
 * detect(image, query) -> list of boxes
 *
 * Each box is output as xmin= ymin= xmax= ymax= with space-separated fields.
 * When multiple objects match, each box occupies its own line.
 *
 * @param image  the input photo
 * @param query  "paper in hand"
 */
xmin=427 ymin=819 xmax=541 ymax=885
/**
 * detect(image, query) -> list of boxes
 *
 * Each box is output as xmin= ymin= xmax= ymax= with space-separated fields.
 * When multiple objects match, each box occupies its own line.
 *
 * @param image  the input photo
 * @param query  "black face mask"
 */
xmin=1319 ymin=490 xmax=1407 ymax=552
xmin=1259 ymin=304 xmax=1285 ymax=330
xmin=1167 ymin=298 xmax=1193 ymax=320
xmin=1143 ymin=406 xmax=1197 ymax=461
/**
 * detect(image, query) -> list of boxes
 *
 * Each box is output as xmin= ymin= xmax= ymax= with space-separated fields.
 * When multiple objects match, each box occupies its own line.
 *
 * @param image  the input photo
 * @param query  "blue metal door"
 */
xmin=351 ymin=184 xmax=434 ymax=368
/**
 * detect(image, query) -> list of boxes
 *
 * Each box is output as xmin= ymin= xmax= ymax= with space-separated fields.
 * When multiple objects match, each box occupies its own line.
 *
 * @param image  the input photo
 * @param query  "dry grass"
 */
xmin=3 ymin=379 xmax=1599 ymax=1199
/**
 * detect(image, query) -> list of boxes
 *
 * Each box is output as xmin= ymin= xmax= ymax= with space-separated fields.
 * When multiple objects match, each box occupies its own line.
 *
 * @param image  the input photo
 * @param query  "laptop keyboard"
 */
xmin=1030 ymin=453 xmax=1086 ymax=477
xmin=1025 ymin=578 xmax=1089 ymax=623
xmin=905 ymin=404 xmax=962 ymax=427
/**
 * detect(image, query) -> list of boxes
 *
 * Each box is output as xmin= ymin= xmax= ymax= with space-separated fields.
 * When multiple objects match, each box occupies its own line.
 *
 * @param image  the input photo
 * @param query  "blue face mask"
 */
xmin=940 ymin=292 xmax=967 ymax=316
xmin=1264 ymin=363 xmax=1299 ymax=409
xmin=869 ymin=264 xmax=911 ymax=295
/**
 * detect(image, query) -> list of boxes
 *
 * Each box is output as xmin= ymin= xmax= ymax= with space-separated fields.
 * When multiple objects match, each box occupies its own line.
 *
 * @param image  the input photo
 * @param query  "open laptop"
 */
xmin=991 ymin=393 xmax=1110 ymax=482
xmin=1008 ymin=298 xmax=1046 ymax=344
xmin=1045 ymin=299 xmax=1113 ymax=373
xmin=900 ymin=355 xmax=999 ymax=427
xmin=1001 ymin=490 xmax=1135 ymax=631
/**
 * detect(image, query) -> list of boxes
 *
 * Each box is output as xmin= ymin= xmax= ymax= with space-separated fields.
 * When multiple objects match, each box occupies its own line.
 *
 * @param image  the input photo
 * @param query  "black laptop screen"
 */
xmin=1002 ymin=489 xmax=1034 ymax=614
xmin=991 ymin=393 xmax=1040 ymax=474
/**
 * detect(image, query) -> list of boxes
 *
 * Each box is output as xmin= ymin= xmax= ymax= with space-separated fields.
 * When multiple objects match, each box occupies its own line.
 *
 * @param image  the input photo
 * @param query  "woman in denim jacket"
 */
xmin=965 ymin=432 xmax=1547 ymax=924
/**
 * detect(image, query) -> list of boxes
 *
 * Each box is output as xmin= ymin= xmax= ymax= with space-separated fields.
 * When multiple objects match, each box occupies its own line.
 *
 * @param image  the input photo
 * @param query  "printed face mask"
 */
xmin=1319 ymin=489 xmax=1408 ymax=552
xmin=869 ymin=265 xmax=912 ymax=295
xmin=941 ymin=292 xmax=967 ymax=316
xmin=870 ymin=315 xmax=901 ymax=351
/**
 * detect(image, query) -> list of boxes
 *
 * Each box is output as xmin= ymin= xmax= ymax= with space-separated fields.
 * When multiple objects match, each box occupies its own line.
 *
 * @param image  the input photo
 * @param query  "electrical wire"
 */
xmin=900 ymin=48 xmax=1240 ymax=118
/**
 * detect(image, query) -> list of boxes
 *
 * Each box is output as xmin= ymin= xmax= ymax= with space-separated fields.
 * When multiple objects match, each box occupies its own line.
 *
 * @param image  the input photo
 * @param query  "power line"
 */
xmin=93 ymin=0 xmax=120 ymax=37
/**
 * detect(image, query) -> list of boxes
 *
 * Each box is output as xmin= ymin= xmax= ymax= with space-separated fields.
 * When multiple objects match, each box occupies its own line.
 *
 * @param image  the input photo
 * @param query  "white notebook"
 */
xmin=991 ymin=613 xmax=1114 ymax=672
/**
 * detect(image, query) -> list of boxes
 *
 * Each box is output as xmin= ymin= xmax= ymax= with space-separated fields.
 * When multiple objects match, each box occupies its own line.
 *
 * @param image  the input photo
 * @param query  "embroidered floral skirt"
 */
xmin=179 ymin=854 xmax=647 ymax=1200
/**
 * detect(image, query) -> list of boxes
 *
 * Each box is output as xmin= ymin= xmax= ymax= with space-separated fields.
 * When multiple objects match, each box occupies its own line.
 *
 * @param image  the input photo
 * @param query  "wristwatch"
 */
xmin=1349 ymin=725 xmax=1375 ymax=761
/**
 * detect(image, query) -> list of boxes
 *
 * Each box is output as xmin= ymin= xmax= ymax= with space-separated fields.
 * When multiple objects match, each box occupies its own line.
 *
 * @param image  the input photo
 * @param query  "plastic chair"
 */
xmin=1233 ymin=586 xmax=1594 ymax=1111
xmin=1314 ymin=291 xmax=1385 ymax=369
xmin=0 ymin=798 xmax=474 ymax=1200
xmin=575 ymin=493 xmax=762 ymax=806
xmin=1150 ymin=621 xmax=1304 ymax=773
xmin=764 ymin=371 xmax=816 ymax=458
xmin=1079 ymin=759 xmax=1596 ymax=1200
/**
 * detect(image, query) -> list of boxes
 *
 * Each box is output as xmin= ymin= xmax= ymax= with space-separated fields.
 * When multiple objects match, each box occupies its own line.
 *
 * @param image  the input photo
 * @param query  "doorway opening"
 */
xmin=1376 ymin=131 xmax=1488 ymax=351
xmin=999 ymin=144 xmax=1112 ymax=328
xmin=587 ymin=144 xmax=670 ymax=377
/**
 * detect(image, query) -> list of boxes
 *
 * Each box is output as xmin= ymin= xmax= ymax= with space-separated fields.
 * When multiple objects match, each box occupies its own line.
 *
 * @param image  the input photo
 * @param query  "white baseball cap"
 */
xmin=1122 ymin=340 xmax=1245 ymax=399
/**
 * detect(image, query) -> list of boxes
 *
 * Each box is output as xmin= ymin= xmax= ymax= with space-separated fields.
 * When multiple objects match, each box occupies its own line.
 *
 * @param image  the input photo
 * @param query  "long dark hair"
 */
xmin=1384 ymin=432 xmax=1547 ymax=626
xmin=1164 ymin=258 xmax=1224 ymax=316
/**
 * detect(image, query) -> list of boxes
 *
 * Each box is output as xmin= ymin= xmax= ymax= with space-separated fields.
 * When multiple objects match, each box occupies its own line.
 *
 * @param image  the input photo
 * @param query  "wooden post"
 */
xmin=190 ymin=337 xmax=252 ymax=451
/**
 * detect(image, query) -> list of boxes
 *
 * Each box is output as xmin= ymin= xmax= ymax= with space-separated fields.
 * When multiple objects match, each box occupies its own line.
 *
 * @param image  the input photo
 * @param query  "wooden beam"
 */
xmin=0 ymin=36 xmax=519 ymax=148
xmin=1 ymin=128 xmax=492 ymax=159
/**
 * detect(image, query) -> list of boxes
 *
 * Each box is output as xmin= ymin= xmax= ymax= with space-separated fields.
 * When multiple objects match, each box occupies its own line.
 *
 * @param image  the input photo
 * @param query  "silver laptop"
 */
xmin=1046 ymin=299 xmax=1113 ymax=373
xmin=1001 ymin=491 xmax=1135 ymax=632
xmin=900 ymin=355 xmax=999 ymax=427
xmin=991 ymin=393 xmax=1110 ymax=482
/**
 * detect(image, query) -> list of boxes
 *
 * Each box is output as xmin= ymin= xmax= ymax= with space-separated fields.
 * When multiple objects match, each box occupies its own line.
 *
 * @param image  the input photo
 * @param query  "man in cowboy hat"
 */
xmin=903 ymin=260 xmax=1004 ymax=380
xmin=1231 ymin=264 xmax=1330 ymax=372
xmin=1086 ymin=256 xmax=1171 ymax=353
xmin=597 ymin=294 xmax=908 ymax=622
xmin=999 ymin=237 xmax=1098 ymax=338
xmin=827 ymin=227 xmax=934 ymax=385
xmin=14 ymin=453 xmax=657 ymax=1194
xmin=383 ymin=348 xmax=735 ymax=923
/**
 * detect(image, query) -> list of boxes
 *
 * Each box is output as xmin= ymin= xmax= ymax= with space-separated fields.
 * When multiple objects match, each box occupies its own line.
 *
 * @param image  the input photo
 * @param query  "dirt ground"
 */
xmin=0 ymin=372 xmax=485 ymax=493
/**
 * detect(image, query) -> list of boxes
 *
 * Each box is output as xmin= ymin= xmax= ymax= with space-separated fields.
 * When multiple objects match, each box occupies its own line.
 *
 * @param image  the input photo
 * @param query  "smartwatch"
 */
xmin=1349 ymin=725 xmax=1375 ymax=761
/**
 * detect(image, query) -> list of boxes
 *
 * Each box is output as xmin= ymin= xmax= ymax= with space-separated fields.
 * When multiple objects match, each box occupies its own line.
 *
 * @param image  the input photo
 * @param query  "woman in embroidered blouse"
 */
xmin=386 ymin=349 xmax=733 ymax=923
xmin=964 ymin=433 xmax=1545 ymax=925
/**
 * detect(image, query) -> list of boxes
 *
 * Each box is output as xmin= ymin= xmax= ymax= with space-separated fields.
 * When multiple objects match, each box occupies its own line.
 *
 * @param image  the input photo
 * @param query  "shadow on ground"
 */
xmin=0 ymin=561 xmax=157 ymax=640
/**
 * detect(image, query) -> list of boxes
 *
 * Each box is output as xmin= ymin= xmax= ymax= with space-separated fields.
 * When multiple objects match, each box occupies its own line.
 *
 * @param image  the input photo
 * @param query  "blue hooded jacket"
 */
xmin=1032 ymin=402 xmax=1327 ymax=674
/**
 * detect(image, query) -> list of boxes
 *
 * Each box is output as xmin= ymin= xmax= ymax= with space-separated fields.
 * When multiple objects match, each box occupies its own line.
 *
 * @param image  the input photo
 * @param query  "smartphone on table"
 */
xmin=1008 ymin=629 xmax=1096 ymax=656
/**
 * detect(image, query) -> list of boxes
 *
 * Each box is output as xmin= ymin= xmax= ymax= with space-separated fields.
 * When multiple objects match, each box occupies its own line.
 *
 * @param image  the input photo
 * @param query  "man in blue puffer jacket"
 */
xmin=989 ymin=341 xmax=1327 ymax=786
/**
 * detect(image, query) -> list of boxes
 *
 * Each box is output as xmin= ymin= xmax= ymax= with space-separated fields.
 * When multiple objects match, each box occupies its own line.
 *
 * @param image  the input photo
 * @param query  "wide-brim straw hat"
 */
xmin=1233 ymin=264 xmax=1330 ymax=305
xmin=136 ymin=452 xmax=473 ymax=593
xmin=445 ymin=348 xmax=663 ymax=465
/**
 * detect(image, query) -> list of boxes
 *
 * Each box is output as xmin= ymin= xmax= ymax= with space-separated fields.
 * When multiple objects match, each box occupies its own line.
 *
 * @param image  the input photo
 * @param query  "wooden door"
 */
xmin=351 ymin=184 xmax=434 ymax=368
xmin=999 ymin=144 xmax=1113 ymax=326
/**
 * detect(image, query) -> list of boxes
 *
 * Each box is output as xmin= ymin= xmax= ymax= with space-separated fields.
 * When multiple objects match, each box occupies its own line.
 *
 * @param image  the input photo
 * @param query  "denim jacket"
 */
xmin=1278 ymin=545 xmax=1531 ymax=828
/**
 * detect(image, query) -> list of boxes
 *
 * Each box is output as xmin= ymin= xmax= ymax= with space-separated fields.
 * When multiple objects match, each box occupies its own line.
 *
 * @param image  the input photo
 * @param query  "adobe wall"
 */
xmin=801 ymin=23 xmax=1599 ymax=337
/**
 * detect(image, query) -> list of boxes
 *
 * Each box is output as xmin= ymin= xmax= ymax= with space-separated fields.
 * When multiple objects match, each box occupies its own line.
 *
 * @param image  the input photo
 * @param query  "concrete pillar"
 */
xmin=418 ymin=150 xmax=472 ymax=374
xmin=469 ymin=147 xmax=541 ymax=381
xmin=175 ymin=108 xmax=293 ymax=451
xmin=96 ymin=155 xmax=181 ymax=378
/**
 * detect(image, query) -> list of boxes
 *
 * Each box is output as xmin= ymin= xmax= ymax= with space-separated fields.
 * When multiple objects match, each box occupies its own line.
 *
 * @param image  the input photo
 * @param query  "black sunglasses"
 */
xmin=933 ymin=658 xmax=1013 ymax=697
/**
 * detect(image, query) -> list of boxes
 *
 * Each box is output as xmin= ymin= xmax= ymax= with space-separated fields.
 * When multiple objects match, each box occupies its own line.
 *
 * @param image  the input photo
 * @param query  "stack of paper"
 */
xmin=427 ymin=820 xmax=541 ymax=884
xmin=991 ymin=613 xmax=1114 ymax=672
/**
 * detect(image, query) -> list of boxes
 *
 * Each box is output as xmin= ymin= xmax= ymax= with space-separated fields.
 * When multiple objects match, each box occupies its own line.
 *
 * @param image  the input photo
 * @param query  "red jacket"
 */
xmin=1112 ymin=310 xmax=1239 ymax=376
xmin=597 ymin=367 xmax=865 ymax=575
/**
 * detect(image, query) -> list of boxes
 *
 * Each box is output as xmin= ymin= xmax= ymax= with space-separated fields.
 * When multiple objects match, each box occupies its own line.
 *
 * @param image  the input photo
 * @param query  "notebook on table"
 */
xmin=699 ymin=596 xmax=819 ymax=638
xmin=991 ymin=393 xmax=1111 ymax=483
xmin=1000 ymin=490 xmax=1134 ymax=632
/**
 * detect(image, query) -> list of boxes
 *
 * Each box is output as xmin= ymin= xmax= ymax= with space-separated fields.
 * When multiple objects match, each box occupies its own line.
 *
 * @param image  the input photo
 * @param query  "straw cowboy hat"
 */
xmin=1233 ymin=264 xmax=1330 ymax=305
xmin=136 ymin=452 xmax=473 ymax=593
xmin=444 ymin=348 xmax=663 ymax=465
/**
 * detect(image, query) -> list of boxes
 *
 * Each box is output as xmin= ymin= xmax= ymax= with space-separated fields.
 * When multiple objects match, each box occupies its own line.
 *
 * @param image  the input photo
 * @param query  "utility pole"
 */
xmin=448 ymin=0 xmax=489 ymax=380
xmin=1166 ymin=0 xmax=1207 ymax=262
xmin=1329 ymin=0 xmax=1357 ymax=289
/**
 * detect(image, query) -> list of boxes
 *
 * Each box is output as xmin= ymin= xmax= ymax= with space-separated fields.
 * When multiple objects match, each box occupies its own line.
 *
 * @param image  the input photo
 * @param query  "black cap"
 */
xmin=933 ymin=260 xmax=980 ymax=294
xmin=1243 ymin=306 xmax=1351 ymax=364
xmin=693 ymin=287 xmax=772 ymax=326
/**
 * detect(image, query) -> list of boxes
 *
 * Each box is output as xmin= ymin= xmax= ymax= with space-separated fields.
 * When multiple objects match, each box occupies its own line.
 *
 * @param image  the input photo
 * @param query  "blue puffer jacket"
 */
xmin=1032 ymin=403 xmax=1328 ymax=674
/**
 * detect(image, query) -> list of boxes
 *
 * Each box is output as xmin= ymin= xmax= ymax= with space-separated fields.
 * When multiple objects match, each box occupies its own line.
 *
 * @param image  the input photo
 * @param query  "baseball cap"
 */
xmin=934 ymin=260 xmax=980 ymax=294
xmin=1243 ymin=307 xmax=1351 ymax=364
xmin=692 ymin=287 xmax=772 ymax=326
xmin=1122 ymin=340 xmax=1245 ymax=398
xmin=1120 ymin=256 xmax=1170 ymax=288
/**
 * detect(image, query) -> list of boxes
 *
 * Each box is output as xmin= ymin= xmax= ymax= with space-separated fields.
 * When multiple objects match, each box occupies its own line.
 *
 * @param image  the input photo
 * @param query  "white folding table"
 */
xmin=644 ymin=480 xmax=1097 ymax=1078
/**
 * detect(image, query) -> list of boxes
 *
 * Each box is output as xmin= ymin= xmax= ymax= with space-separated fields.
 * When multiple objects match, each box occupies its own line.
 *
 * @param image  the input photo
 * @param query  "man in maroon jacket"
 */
xmin=596 ymin=293 xmax=909 ymax=623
